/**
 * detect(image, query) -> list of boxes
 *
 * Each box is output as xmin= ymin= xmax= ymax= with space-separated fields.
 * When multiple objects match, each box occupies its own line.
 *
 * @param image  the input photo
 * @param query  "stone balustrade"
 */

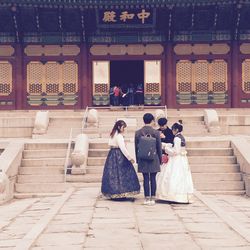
xmin=155 ymin=109 xmax=166 ymax=122
xmin=204 ymin=109 xmax=221 ymax=134
xmin=71 ymin=134 xmax=89 ymax=174
xmin=87 ymin=109 xmax=99 ymax=127
xmin=33 ymin=111 xmax=50 ymax=134
xmin=231 ymin=137 xmax=250 ymax=196
xmin=0 ymin=141 xmax=24 ymax=204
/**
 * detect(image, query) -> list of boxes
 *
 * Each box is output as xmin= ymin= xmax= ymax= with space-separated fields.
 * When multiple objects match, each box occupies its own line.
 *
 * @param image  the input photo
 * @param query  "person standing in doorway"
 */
xmin=135 ymin=113 xmax=162 ymax=205
xmin=109 ymin=86 xmax=114 ymax=106
xmin=127 ymin=84 xmax=135 ymax=106
xmin=136 ymin=84 xmax=143 ymax=105
xmin=113 ymin=85 xmax=120 ymax=106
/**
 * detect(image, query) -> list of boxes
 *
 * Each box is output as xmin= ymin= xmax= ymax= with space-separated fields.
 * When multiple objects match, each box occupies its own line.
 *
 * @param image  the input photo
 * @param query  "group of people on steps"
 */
xmin=101 ymin=113 xmax=194 ymax=205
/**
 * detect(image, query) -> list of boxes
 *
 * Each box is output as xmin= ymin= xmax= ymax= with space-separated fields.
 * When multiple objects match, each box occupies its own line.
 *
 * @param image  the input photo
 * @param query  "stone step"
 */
xmin=0 ymin=128 xmax=33 ymax=138
xmin=88 ymin=141 xmax=232 ymax=150
xmin=190 ymin=164 xmax=240 ymax=173
xmin=66 ymin=174 xmax=102 ymax=183
xmin=14 ymin=192 xmax=63 ymax=199
xmin=15 ymin=183 xmax=67 ymax=193
xmin=194 ymin=181 xmax=245 ymax=191
xmin=23 ymin=149 xmax=67 ymax=159
xmin=87 ymin=156 xmax=237 ymax=166
xmin=34 ymin=133 xmax=100 ymax=139
xmin=200 ymin=190 xmax=246 ymax=195
xmin=66 ymin=174 xmax=244 ymax=192
xmin=24 ymin=143 xmax=67 ymax=150
xmin=86 ymin=166 xmax=104 ymax=174
xmin=187 ymin=148 xmax=233 ymax=156
xmin=192 ymin=173 xmax=242 ymax=181
xmin=21 ymin=158 xmax=65 ymax=167
xmin=17 ymin=174 xmax=64 ymax=183
xmin=86 ymin=164 xmax=241 ymax=176
xmin=89 ymin=143 xmax=109 ymax=149
xmin=88 ymin=149 xmax=109 ymax=157
xmin=98 ymin=115 xmax=204 ymax=122
xmin=88 ymin=148 xmax=234 ymax=157
xmin=188 ymin=156 xmax=237 ymax=164
xmin=19 ymin=167 xmax=64 ymax=175
xmin=186 ymin=141 xmax=230 ymax=148
xmin=86 ymin=164 xmax=240 ymax=174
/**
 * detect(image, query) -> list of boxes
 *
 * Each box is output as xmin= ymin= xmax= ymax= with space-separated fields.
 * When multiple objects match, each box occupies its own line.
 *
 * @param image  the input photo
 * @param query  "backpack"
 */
xmin=137 ymin=134 xmax=157 ymax=160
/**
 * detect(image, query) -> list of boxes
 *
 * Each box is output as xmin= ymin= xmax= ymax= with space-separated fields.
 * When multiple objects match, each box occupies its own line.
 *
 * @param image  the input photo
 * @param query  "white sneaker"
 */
xmin=150 ymin=200 xmax=156 ymax=205
xmin=143 ymin=199 xmax=151 ymax=205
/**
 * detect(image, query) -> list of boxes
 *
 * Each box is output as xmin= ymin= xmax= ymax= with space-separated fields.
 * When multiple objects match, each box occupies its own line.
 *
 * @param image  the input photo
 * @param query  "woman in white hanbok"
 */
xmin=156 ymin=122 xmax=194 ymax=203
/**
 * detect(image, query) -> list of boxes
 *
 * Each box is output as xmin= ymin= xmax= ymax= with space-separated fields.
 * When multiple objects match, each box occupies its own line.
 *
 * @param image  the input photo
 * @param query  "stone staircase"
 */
xmin=67 ymin=139 xmax=245 ymax=195
xmin=15 ymin=142 xmax=68 ymax=198
xmin=36 ymin=108 xmax=209 ymax=139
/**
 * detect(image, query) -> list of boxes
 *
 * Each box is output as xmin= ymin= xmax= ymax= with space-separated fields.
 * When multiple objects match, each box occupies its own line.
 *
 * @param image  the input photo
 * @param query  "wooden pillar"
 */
xmin=166 ymin=42 xmax=174 ymax=108
xmin=231 ymin=41 xmax=240 ymax=108
xmin=15 ymin=44 xmax=23 ymax=110
xmin=80 ymin=43 xmax=90 ymax=108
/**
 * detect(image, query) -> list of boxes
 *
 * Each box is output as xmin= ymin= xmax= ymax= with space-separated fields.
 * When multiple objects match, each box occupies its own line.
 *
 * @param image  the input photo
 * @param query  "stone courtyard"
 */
xmin=0 ymin=185 xmax=250 ymax=249
xmin=1 ymin=108 xmax=250 ymax=249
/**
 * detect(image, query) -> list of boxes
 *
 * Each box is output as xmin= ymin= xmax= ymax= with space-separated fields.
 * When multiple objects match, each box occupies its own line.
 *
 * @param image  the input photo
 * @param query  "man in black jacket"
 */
xmin=135 ymin=113 xmax=162 ymax=205
xmin=158 ymin=117 xmax=174 ymax=144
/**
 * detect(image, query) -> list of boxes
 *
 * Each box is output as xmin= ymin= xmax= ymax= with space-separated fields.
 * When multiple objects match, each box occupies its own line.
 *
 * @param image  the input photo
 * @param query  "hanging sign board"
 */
xmin=97 ymin=9 xmax=155 ymax=28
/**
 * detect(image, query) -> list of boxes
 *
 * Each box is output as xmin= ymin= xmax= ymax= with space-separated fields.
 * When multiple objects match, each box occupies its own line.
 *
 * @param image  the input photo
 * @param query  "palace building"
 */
xmin=0 ymin=0 xmax=250 ymax=109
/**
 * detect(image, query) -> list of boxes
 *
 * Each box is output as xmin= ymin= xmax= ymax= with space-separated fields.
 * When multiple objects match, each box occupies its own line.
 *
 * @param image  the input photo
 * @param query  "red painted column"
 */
xmin=166 ymin=42 xmax=174 ymax=108
xmin=80 ymin=43 xmax=89 ymax=108
xmin=231 ymin=41 xmax=239 ymax=108
xmin=15 ymin=44 xmax=23 ymax=110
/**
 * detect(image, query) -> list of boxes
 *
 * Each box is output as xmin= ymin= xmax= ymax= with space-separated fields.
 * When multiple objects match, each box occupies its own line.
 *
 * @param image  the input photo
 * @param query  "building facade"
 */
xmin=0 ymin=0 xmax=250 ymax=109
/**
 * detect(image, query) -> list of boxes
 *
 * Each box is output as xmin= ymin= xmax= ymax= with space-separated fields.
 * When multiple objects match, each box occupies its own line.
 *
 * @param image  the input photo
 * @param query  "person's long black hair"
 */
xmin=110 ymin=120 xmax=127 ymax=138
xmin=172 ymin=120 xmax=183 ymax=132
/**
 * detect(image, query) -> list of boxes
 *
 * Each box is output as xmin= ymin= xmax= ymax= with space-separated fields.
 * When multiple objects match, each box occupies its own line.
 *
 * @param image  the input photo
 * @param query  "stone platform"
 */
xmin=0 ymin=185 xmax=250 ymax=249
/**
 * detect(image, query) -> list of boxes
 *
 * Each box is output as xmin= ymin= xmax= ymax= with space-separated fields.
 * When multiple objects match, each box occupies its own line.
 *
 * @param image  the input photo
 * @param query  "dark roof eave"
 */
xmin=0 ymin=0 xmax=237 ymax=9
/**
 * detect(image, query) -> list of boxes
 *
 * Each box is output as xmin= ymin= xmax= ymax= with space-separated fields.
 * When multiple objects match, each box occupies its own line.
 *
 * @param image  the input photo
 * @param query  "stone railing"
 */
xmin=231 ymin=137 xmax=250 ymax=196
xmin=204 ymin=109 xmax=221 ymax=134
xmin=71 ymin=134 xmax=89 ymax=175
xmin=0 ymin=142 xmax=24 ymax=204
xmin=32 ymin=111 xmax=50 ymax=135
xmin=0 ymin=117 xmax=34 ymax=138
xmin=219 ymin=115 xmax=250 ymax=135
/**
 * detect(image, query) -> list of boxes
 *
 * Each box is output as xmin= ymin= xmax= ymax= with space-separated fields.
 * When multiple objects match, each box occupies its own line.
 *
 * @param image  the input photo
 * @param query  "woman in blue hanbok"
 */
xmin=101 ymin=120 xmax=140 ymax=199
xmin=156 ymin=121 xmax=194 ymax=203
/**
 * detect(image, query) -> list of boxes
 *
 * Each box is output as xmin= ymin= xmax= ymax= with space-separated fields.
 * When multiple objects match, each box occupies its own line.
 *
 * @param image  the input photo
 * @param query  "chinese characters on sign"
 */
xmin=101 ymin=9 xmax=152 ymax=25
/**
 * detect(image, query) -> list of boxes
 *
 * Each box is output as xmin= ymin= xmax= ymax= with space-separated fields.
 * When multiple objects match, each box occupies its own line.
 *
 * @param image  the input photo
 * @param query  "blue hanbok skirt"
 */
xmin=101 ymin=148 xmax=140 ymax=199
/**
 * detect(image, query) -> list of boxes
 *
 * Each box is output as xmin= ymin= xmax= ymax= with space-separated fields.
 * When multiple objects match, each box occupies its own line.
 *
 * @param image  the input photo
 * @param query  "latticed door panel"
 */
xmin=176 ymin=60 xmax=192 ymax=105
xmin=193 ymin=61 xmax=209 ymax=93
xmin=45 ymin=62 xmax=60 ymax=95
xmin=0 ymin=61 xmax=12 ymax=96
xmin=27 ymin=62 xmax=44 ymax=95
xmin=92 ymin=61 xmax=110 ymax=106
xmin=27 ymin=61 xmax=79 ymax=106
xmin=210 ymin=60 xmax=227 ymax=92
xmin=176 ymin=61 xmax=192 ymax=93
xmin=176 ymin=59 xmax=228 ymax=105
xmin=144 ymin=60 xmax=161 ymax=105
xmin=62 ymin=61 xmax=78 ymax=94
xmin=210 ymin=60 xmax=228 ymax=104
xmin=242 ymin=59 xmax=250 ymax=94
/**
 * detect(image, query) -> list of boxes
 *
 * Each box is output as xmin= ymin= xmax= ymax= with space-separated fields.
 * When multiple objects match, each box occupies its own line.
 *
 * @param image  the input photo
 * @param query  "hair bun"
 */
xmin=178 ymin=120 xmax=183 ymax=125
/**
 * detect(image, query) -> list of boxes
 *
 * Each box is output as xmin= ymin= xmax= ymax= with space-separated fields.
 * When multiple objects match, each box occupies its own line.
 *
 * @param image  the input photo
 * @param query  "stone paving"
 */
xmin=0 ymin=186 xmax=250 ymax=249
